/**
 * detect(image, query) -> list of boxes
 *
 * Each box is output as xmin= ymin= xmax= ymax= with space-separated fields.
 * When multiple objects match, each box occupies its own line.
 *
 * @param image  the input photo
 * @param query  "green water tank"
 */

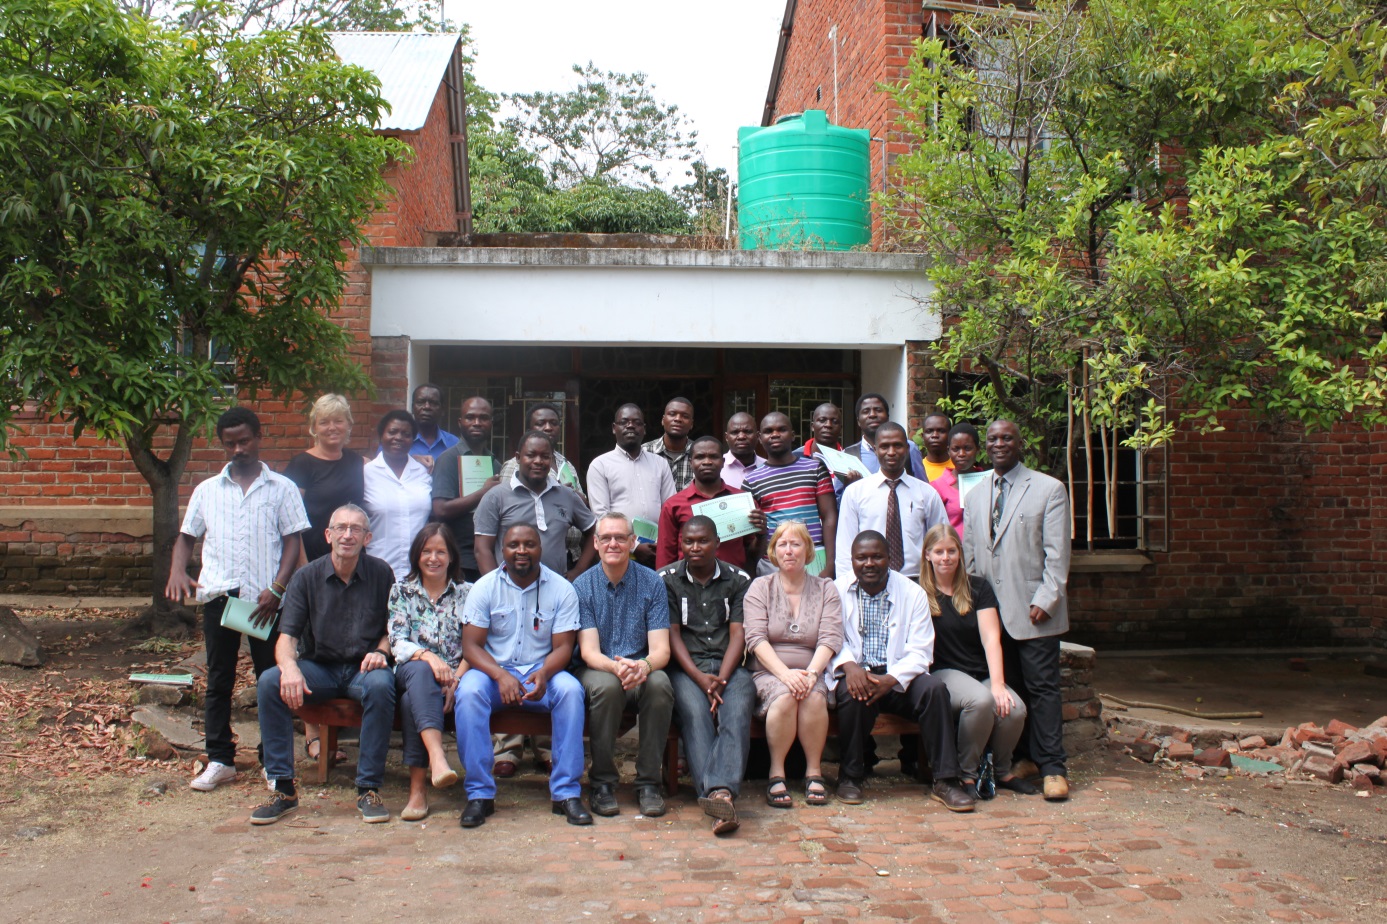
xmin=737 ymin=110 xmax=871 ymax=251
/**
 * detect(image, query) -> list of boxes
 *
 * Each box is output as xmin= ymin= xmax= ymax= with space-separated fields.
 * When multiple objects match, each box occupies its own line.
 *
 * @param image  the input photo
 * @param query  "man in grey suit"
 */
xmin=961 ymin=420 xmax=1071 ymax=801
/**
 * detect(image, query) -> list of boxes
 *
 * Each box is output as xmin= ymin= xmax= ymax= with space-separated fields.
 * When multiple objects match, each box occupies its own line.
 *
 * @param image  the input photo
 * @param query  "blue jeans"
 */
xmin=455 ymin=668 xmax=585 ymax=801
xmin=671 ymin=667 xmax=755 ymax=799
xmin=396 ymin=659 xmax=446 ymax=769
xmin=258 ymin=660 xmax=397 ymax=790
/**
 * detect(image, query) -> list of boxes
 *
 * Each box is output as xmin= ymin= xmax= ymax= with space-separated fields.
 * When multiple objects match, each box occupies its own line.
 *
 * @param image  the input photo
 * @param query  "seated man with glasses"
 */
xmin=455 ymin=524 xmax=591 ymax=828
xmin=253 ymin=504 xmax=399 ymax=825
xmin=574 ymin=512 xmax=674 ymax=818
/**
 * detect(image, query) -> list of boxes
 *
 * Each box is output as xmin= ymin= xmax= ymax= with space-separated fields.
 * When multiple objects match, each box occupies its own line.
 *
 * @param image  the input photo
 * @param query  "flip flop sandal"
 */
xmin=804 ymin=775 xmax=829 ymax=806
xmin=698 ymin=791 xmax=738 ymax=820
xmin=765 ymin=776 xmax=793 ymax=808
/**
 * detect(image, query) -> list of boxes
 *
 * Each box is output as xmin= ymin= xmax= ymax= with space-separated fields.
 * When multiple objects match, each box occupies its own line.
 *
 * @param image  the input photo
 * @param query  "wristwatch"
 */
xmin=375 ymin=647 xmax=395 ymax=666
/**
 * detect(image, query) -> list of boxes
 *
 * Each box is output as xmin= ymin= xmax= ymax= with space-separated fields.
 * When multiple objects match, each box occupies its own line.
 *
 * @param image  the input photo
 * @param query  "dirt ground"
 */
xmin=2 ymin=610 xmax=1385 ymax=923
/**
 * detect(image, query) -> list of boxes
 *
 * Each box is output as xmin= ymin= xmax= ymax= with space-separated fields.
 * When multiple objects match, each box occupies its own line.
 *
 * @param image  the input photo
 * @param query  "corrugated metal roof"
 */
xmin=327 ymin=32 xmax=460 ymax=132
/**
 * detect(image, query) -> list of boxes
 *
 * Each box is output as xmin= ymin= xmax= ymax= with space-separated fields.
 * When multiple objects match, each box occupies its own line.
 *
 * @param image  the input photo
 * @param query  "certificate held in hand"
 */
xmin=460 ymin=455 xmax=494 ymax=495
xmin=219 ymin=595 xmax=275 ymax=641
xmin=691 ymin=492 xmax=758 ymax=541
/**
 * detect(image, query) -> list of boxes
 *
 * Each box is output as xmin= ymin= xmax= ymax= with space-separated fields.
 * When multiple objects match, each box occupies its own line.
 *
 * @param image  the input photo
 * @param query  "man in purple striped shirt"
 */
xmin=743 ymin=412 xmax=837 ymax=580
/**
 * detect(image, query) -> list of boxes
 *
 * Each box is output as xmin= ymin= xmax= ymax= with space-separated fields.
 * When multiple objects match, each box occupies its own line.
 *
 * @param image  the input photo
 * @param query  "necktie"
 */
xmin=991 ymin=474 xmax=1008 ymax=540
xmin=884 ymin=477 xmax=904 ymax=571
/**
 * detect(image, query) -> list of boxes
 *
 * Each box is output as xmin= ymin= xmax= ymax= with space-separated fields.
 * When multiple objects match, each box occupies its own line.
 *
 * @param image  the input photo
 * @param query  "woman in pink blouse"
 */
xmin=929 ymin=423 xmax=982 ymax=542
xmin=744 ymin=522 xmax=844 ymax=808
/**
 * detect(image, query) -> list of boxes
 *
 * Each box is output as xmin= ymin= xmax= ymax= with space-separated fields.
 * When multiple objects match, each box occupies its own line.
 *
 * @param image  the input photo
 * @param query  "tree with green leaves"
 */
xmin=121 ymin=0 xmax=449 ymax=32
xmin=886 ymin=0 xmax=1387 ymax=490
xmin=505 ymin=62 xmax=698 ymax=188
xmin=0 ymin=0 xmax=404 ymax=632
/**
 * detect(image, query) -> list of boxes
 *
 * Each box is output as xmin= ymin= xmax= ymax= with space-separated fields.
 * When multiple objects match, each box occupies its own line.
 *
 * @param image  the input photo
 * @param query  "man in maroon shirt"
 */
xmin=656 ymin=436 xmax=763 ymax=570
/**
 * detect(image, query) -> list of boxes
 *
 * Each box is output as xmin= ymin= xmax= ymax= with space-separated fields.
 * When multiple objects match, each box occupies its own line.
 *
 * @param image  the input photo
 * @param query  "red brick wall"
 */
xmin=769 ymin=0 xmax=921 ymax=241
xmin=1064 ymin=413 xmax=1387 ymax=651
xmin=0 ymin=82 xmax=456 ymax=591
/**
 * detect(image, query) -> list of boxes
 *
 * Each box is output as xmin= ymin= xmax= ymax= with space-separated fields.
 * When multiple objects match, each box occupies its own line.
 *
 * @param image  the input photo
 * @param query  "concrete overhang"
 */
xmin=361 ymin=247 xmax=939 ymax=348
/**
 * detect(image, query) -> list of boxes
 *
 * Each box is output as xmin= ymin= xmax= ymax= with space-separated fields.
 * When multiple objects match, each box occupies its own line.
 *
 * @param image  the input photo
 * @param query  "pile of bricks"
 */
xmin=1110 ymin=716 xmax=1387 ymax=792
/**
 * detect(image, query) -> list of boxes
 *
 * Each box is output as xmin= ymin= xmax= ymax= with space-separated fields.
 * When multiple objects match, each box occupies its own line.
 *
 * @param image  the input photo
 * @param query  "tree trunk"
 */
xmin=124 ymin=422 xmax=198 ymax=638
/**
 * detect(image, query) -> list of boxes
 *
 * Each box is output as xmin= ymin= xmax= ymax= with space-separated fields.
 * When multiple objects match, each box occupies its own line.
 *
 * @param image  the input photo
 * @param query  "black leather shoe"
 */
xmin=636 ymin=785 xmax=666 ymax=817
xmin=552 ymin=797 xmax=593 ymax=826
xmin=997 ymin=775 xmax=1041 ymax=796
xmin=459 ymin=798 xmax=495 ymax=828
xmin=589 ymin=782 xmax=619 ymax=816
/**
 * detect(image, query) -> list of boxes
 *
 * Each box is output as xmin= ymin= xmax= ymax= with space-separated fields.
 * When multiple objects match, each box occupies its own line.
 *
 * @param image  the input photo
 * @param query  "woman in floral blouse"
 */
xmin=389 ymin=522 xmax=470 ymax=820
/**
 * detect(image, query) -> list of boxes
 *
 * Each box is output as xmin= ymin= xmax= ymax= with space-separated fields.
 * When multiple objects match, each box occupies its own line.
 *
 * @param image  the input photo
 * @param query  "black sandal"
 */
xmin=765 ymin=777 xmax=792 ymax=808
xmin=305 ymin=737 xmax=346 ymax=763
xmin=805 ymin=775 xmax=828 ymax=806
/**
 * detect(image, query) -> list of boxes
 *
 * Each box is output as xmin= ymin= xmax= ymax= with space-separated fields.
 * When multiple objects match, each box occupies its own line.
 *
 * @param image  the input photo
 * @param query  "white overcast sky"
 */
xmin=445 ymin=0 xmax=788 ymax=182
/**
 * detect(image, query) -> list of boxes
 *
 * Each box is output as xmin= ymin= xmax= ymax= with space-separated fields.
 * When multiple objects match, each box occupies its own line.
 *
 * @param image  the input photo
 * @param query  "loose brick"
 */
xmin=1193 ymin=748 xmax=1232 ymax=769
xmin=1166 ymin=741 xmax=1195 ymax=761
xmin=1301 ymin=755 xmax=1343 ymax=783
xmin=1325 ymin=719 xmax=1358 ymax=737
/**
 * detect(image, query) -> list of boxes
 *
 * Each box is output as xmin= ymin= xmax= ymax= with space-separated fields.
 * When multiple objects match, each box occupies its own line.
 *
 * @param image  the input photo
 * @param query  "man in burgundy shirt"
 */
xmin=655 ymin=436 xmax=763 ymax=570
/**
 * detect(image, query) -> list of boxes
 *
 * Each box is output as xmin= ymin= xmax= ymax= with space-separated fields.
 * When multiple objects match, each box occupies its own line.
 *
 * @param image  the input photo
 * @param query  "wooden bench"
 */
xmin=296 ymin=699 xmax=681 ymax=794
xmin=296 ymin=701 xmax=925 ymax=796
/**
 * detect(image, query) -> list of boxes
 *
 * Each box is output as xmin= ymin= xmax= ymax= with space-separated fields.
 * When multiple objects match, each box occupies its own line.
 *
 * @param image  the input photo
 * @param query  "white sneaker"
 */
xmin=190 ymin=761 xmax=237 ymax=791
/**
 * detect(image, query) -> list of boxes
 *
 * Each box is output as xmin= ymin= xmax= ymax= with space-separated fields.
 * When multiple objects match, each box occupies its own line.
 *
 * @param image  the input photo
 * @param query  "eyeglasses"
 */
xmin=596 ymin=534 xmax=632 ymax=545
xmin=329 ymin=524 xmax=367 ymax=535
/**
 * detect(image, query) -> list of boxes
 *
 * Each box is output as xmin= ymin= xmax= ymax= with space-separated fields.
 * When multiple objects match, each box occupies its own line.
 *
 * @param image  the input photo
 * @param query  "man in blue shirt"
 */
xmin=409 ymin=383 xmax=459 ymax=459
xmin=455 ymin=524 xmax=590 ymax=827
xmin=845 ymin=393 xmax=929 ymax=482
xmin=574 ymin=512 xmax=674 ymax=818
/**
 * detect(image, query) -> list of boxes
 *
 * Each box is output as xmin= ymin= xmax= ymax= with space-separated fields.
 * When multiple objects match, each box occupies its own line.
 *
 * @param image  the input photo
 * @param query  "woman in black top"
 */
xmin=283 ymin=393 xmax=365 ymax=763
xmin=284 ymin=394 xmax=366 ymax=562
xmin=919 ymin=524 xmax=1037 ymax=795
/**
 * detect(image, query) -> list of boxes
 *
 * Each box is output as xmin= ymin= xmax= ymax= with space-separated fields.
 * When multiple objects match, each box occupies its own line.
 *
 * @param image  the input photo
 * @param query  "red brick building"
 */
xmin=762 ymin=0 xmax=1387 ymax=653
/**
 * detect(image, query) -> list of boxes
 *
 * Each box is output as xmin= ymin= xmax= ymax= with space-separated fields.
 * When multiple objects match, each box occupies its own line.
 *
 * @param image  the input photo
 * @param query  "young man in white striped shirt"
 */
xmin=166 ymin=406 xmax=309 ymax=793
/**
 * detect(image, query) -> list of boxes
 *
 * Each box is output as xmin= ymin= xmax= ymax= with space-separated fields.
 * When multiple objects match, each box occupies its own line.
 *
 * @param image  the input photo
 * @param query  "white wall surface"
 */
xmin=367 ymin=248 xmax=938 ymax=349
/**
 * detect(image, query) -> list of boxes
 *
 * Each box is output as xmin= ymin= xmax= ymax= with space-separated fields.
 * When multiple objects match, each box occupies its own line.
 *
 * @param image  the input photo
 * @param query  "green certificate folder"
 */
xmin=805 ymin=547 xmax=829 ymax=577
xmin=128 ymin=672 xmax=194 ymax=686
xmin=219 ymin=595 xmax=275 ymax=641
xmin=460 ymin=455 xmax=495 ymax=495
xmin=631 ymin=517 xmax=659 ymax=545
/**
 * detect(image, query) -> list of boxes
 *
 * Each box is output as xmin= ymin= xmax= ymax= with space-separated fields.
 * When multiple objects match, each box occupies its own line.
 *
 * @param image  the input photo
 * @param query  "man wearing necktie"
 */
xmin=961 ymin=420 xmax=1072 ymax=802
xmin=834 ymin=422 xmax=948 ymax=579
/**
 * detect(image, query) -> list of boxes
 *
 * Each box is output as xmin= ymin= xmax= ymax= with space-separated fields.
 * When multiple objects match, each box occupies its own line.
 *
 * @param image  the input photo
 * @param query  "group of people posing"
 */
xmin=165 ymin=384 xmax=1072 ymax=836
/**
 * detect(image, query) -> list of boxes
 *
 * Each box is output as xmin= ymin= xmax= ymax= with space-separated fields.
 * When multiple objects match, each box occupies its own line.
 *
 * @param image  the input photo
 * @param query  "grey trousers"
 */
xmin=934 ymin=668 xmax=1027 ymax=778
xmin=580 ymin=667 xmax=674 ymax=788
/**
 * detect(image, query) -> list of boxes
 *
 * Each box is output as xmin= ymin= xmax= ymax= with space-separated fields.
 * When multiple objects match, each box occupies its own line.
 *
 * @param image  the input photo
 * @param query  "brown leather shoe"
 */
xmin=1043 ymin=775 xmax=1070 ymax=801
xmin=1012 ymin=758 xmax=1041 ymax=780
xmin=494 ymin=760 xmax=517 ymax=779
xmin=930 ymin=779 xmax=977 ymax=813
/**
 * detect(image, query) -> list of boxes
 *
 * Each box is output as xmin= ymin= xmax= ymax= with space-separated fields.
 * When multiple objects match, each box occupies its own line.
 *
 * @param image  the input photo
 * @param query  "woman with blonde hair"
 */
xmin=283 ymin=393 xmax=365 ymax=764
xmin=918 ymin=524 xmax=1035 ymax=795
xmin=744 ymin=521 xmax=843 ymax=807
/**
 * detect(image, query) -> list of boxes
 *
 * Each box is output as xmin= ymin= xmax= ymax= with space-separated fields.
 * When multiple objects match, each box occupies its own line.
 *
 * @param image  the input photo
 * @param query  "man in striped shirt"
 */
xmin=166 ymin=406 xmax=309 ymax=794
xmin=743 ymin=412 xmax=838 ymax=580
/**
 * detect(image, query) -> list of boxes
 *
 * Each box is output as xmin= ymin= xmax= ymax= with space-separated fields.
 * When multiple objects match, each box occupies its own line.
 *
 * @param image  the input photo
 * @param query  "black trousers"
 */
xmin=836 ymin=671 xmax=960 ymax=782
xmin=1007 ymin=633 xmax=1067 ymax=777
xmin=203 ymin=594 xmax=279 ymax=766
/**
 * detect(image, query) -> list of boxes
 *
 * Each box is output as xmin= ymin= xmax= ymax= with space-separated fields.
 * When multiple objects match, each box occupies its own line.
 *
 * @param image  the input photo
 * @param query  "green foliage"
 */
xmin=0 ymin=0 xmax=401 ymax=456
xmin=505 ymin=62 xmax=697 ymax=187
xmin=545 ymin=180 xmax=692 ymax=235
xmin=886 ymin=0 xmax=1387 ymax=472
xmin=126 ymin=0 xmax=451 ymax=32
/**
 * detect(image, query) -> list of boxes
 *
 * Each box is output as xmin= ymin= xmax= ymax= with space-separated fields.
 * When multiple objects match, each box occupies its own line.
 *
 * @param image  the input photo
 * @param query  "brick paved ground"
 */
xmin=2 ymin=747 xmax=1382 ymax=923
